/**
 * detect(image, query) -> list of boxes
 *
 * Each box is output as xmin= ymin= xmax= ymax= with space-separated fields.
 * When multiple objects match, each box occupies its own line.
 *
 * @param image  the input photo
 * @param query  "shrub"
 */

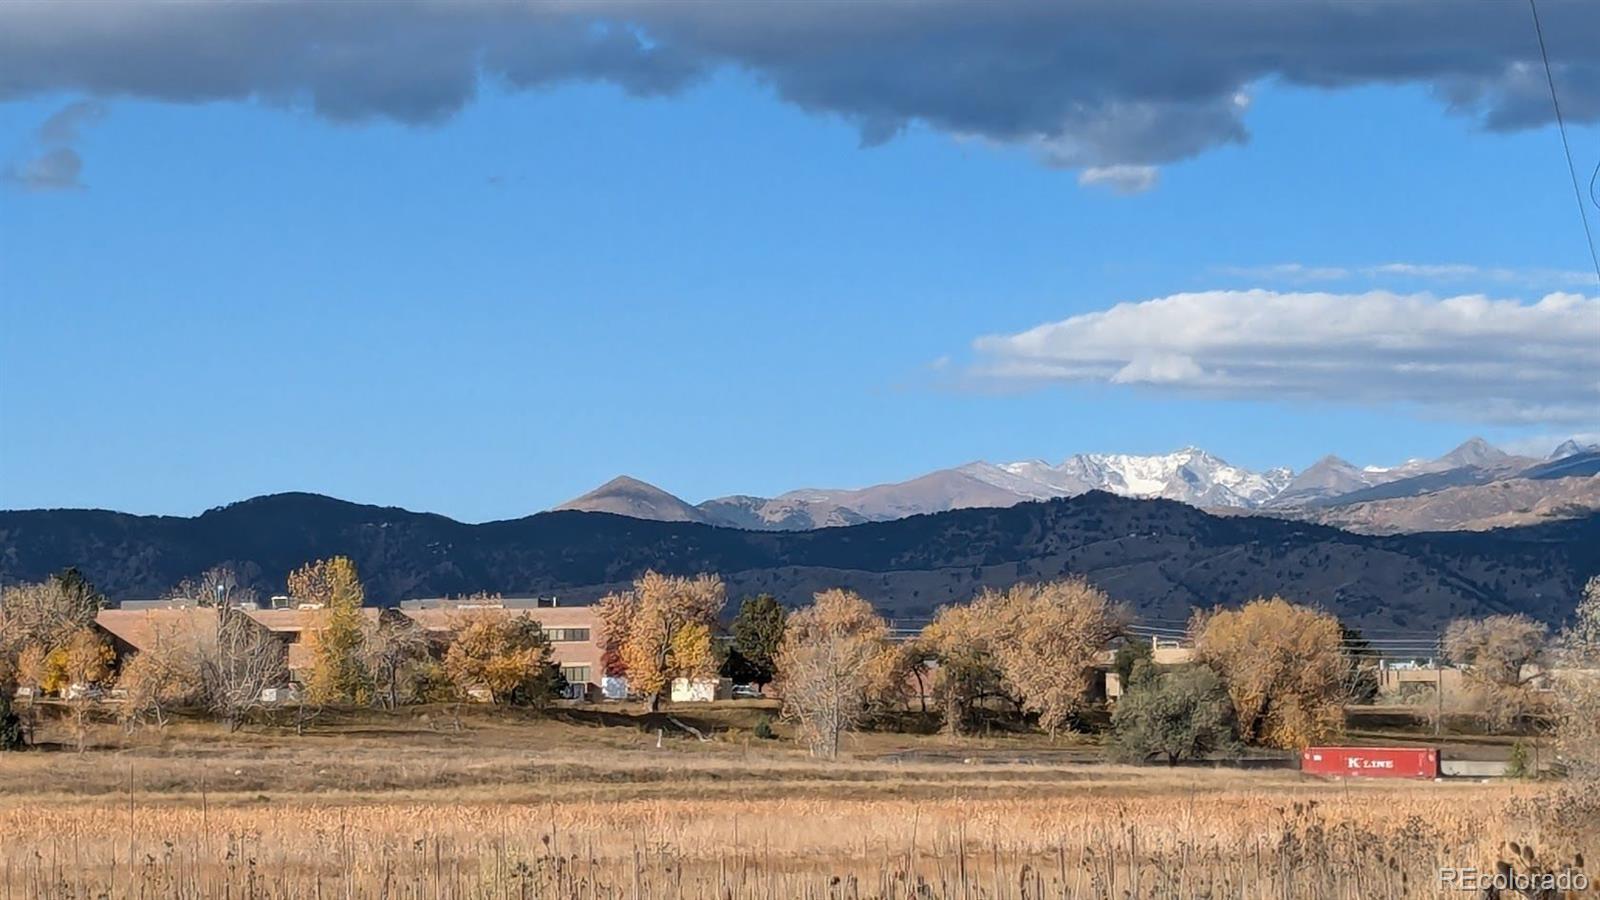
xmin=1108 ymin=662 xmax=1240 ymax=766
xmin=1507 ymin=740 xmax=1532 ymax=779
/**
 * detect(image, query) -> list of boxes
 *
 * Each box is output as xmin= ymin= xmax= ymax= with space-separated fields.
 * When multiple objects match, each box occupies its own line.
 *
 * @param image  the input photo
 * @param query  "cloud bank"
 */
xmin=1 ymin=1 xmax=1597 ymax=174
xmin=971 ymin=290 xmax=1600 ymax=424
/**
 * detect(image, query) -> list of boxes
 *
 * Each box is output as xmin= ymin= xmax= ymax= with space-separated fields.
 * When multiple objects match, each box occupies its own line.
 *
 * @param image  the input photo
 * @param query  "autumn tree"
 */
xmin=195 ymin=607 xmax=288 ymax=731
xmin=595 ymin=592 xmax=633 ymax=680
xmin=1555 ymin=577 xmax=1600 ymax=777
xmin=1108 ymin=661 xmax=1240 ymax=765
xmin=443 ymin=611 xmax=560 ymax=707
xmin=1192 ymin=597 xmax=1347 ymax=749
xmin=289 ymin=557 xmax=370 ymax=704
xmin=45 ymin=628 xmax=114 ymax=751
xmin=361 ymin=614 xmax=431 ymax=709
xmin=918 ymin=602 xmax=1008 ymax=734
xmin=1445 ymin=614 xmax=1550 ymax=732
xmin=983 ymin=579 xmax=1122 ymax=736
xmin=597 ymin=572 xmax=725 ymax=710
xmin=775 ymin=589 xmax=895 ymax=758
xmin=919 ymin=578 xmax=1121 ymax=736
xmin=728 ymin=594 xmax=787 ymax=687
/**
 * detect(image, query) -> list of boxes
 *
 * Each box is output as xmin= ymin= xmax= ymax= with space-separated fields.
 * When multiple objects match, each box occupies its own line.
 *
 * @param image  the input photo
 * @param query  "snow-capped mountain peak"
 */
xmin=967 ymin=447 xmax=1293 ymax=510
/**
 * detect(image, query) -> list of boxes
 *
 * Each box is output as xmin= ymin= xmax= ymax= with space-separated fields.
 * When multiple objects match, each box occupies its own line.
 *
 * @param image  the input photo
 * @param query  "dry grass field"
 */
xmin=2 ymin=704 xmax=1590 ymax=899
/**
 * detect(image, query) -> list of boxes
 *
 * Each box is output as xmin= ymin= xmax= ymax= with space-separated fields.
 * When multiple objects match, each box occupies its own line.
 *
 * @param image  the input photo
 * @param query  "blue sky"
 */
xmin=3 ymin=6 xmax=1599 ymax=521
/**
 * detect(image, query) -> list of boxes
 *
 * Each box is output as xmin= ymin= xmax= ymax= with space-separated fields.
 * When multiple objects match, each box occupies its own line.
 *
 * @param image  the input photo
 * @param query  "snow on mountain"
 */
xmin=1549 ymin=439 xmax=1600 ymax=461
xmin=963 ymin=448 xmax=1291 ymax=510
xmin=556 ymin=438 xmax=1567 ymax=531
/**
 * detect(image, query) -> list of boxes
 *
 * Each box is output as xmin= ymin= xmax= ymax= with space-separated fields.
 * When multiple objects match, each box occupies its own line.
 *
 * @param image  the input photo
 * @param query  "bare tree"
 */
xmin=193 ymin=607 xmax=288 ymax=732
xmin=361 ymin=614 xmax=430 ymax=710
xmin=1554 ymin=577 xmax=1600 ymax=777
xmin=118 ymin=620 xmax=203 ymax=730
xmin=0 ymin=574 xmax=102 ymax=658
xmin=776 ymin=589 xmax=894 ymax=759
xmin=168 ymin=564 xmax=259 ymax=608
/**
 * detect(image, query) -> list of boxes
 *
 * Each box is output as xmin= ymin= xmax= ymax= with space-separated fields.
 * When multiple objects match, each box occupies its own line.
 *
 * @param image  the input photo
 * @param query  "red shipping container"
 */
xmin=1300 ymin=747 xmax=1438 ymax=779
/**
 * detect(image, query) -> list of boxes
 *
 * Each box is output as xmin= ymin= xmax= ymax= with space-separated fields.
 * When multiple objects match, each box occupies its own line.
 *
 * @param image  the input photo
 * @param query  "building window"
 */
xmin=544 ymin=627 xmax=591 ymax=643
xmin=560 ymin=665 xmax=592 ymax=685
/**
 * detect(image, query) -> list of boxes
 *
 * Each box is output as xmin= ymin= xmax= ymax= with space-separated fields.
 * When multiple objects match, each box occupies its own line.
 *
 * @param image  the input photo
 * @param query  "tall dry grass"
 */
xmin=3 ymin=785 xmax=1579 ymax=898
xmin=3 ymin=713 xmax=1589 ymax=898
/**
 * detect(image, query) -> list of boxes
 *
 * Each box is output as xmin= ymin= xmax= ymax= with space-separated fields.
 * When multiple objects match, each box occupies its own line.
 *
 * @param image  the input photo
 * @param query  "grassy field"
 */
xmin=2 ymin=703 xmax=1589 ymax=899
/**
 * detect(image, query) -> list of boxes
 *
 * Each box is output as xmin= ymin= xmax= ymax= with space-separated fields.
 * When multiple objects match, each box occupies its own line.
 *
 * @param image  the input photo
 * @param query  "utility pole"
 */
xmin=1434 ymin=637 xmax=1444 ymax=738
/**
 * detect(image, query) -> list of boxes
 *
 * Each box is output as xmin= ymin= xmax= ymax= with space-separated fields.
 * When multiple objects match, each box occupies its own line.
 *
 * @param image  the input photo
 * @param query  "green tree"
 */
xmin=51 ymin=567 xmax=107 ymax=614
xmin=730 ymin=594 xmax=787 ymax=687
xmin=1108 ymin=662 xmax=1240 ymax=766
xmin=0 ymin=658 xmax=22 ymax=750
xmin=1113 ymin=638 xmax=1153 ymax=689
xmin=1340 ymin=624 xmax=1381 ymax=704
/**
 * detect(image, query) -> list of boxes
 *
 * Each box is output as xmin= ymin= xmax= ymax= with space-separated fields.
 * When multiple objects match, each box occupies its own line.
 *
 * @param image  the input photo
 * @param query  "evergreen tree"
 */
xmin=730 ymin=594 xmax=787 ymax=687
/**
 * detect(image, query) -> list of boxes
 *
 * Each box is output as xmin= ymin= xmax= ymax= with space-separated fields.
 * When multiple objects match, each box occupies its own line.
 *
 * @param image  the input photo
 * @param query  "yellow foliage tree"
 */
xmin=983 ymin=579 xmax=1122 ymax=736
xmin=600 ymin=571 xmax=725 ymax=710
xmin=289 ymin=557 xmax=369 ymax=704
xmin=1192 ymin=597 xmax=1346 ymax=749
xmin=920 ymin=578 xmax=1120 ymax=736
xmin=41 ymin=627 xmax=114 ymax=696
xmin=918 ymin=602 xmax=1005 ymax=735
xmin=442 ymin=611 xmax=558 ymax=706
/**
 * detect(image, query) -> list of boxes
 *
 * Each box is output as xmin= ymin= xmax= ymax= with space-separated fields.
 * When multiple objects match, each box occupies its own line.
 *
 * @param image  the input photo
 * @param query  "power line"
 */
xmin=1527 ymin=0 xmax=1600 ymax=289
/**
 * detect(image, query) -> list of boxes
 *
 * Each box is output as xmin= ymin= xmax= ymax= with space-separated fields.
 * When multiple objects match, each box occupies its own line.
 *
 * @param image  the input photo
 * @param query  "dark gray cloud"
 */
xmin=1 ymin=1 xmax=1596 ymax=170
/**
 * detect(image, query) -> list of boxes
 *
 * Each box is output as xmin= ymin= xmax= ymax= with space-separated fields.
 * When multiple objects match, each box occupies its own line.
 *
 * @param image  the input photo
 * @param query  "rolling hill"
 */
xmin=3 ymin=491 xmax=1597 ymax=631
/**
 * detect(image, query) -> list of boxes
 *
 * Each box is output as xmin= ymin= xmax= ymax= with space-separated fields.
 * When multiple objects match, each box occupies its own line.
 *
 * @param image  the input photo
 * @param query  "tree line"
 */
xmin=3 ymin=560 xmax=1597 ymax=774
xmin=0 ymin=559 xmax=569 ymax=747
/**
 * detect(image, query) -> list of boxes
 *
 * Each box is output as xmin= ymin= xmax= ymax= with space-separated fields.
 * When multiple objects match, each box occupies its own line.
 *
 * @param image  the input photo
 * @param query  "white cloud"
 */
xmin=1500 ymin=432 xmax=1600 ymax=457
xmin=1215 ymin=261 xmax=1597 ymax=290
xmin=970 ymin=289 xmax=1600 ymax=424
xmin=1076 ymin=165 xmax=1159 ymax=194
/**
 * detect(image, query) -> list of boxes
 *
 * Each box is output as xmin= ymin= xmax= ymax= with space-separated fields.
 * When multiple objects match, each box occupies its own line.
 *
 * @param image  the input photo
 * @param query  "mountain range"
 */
xmin=3 ymin=491 xmax=1598 ymax=631
xmin=557 ymin=438 xmax=1600 ymax=534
